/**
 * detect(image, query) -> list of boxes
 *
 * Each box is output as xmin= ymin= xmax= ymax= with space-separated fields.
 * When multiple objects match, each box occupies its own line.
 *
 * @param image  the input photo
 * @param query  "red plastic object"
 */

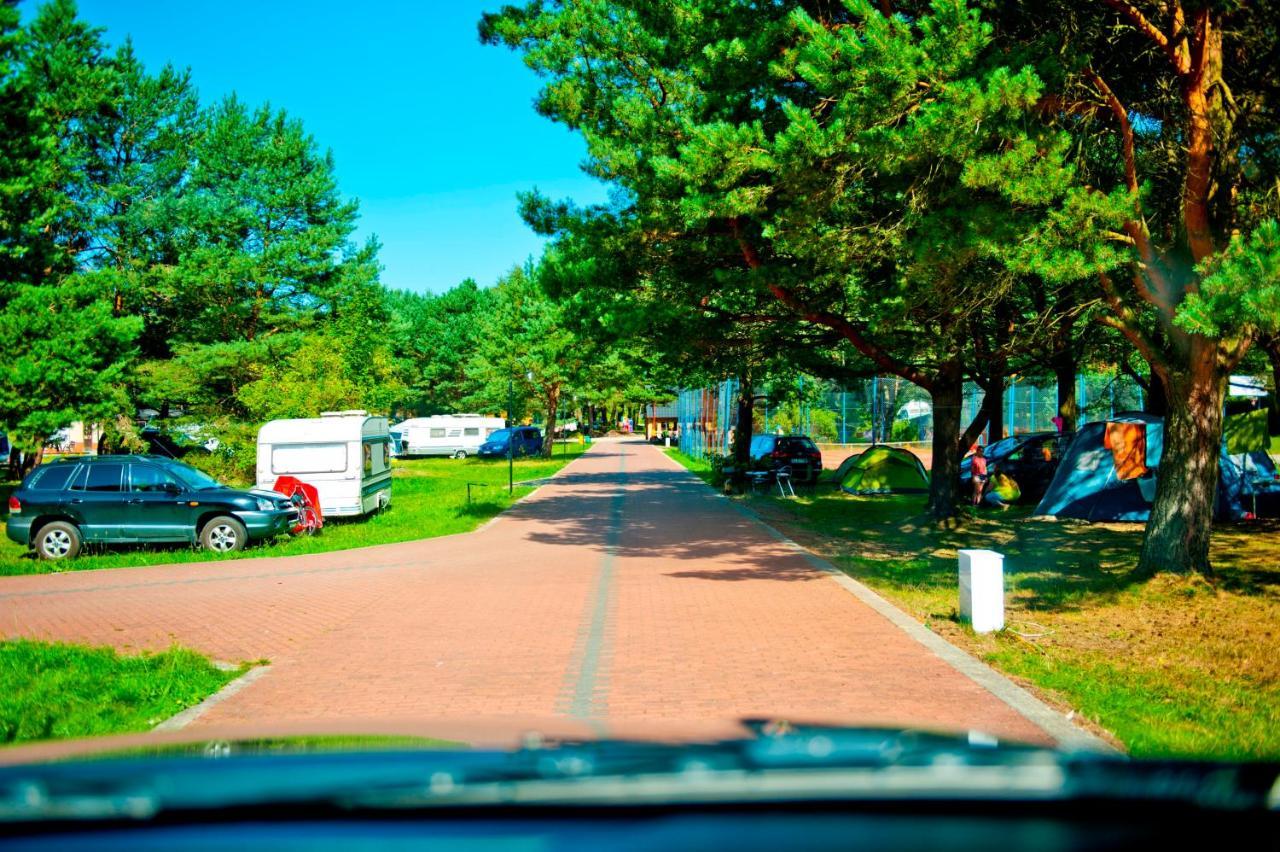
xmin=7 ymin=496 xmax=20 ymax=513
xmin=272 ymin=476 xmax=324 ymax=535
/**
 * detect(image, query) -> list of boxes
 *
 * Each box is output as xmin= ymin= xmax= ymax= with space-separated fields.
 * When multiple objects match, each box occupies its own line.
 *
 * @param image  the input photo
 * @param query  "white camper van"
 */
xmin=256 ymin=411 xmax=392 ymax=518
xmin=395 ymin=414 xmax=505 ymax=458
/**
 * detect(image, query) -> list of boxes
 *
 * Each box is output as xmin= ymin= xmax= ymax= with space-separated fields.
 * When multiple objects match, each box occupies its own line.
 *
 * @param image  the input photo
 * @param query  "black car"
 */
xmin=5 ymin=455 xmax=297 ymax=560
xmin=960 ymin=431 xmax=1074 ymax=501
xmin=748 ymin=434 xmax=823 ymax=484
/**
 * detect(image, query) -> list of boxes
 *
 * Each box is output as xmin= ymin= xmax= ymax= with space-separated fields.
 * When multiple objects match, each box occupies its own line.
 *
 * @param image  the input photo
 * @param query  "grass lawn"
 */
xmin=665 ymin=449 xmax=716 ymax=485
xmin=0 ymin=442 xmax=586 ymax=577
xmin=664 ymin=449 xmax=1280 ymax=760
xmin=1 ymin=640 xmax=242 ymax=745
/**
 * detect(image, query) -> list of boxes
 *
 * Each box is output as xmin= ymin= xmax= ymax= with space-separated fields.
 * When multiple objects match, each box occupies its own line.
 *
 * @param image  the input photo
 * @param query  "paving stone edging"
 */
xmin=153 ymin=665 xmax=272 ymax=732
xmin=656 ymin=451 xmax=1118 ymax=754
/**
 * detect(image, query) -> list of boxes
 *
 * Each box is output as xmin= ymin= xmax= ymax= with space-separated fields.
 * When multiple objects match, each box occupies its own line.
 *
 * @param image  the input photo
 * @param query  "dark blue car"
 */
xmin=476 ymin=426 xmax=543 ymax=459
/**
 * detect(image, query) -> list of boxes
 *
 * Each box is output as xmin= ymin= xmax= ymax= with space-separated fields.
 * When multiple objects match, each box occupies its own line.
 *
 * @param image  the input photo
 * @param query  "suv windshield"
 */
xmin=487 ymin=429 xmax=511 ymax=441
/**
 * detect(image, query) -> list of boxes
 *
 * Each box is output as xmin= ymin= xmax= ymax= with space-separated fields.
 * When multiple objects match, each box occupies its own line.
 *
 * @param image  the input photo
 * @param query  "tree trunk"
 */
xmin=732 ymin=377 xmax=754 ymax=485
xmin=927 ymin=364 xmax=964 ymax=519
xmin=17 ymin=448 xmax=43 ymax=478
xmin=986 ymin=379 xmax=1005 ymax=442
xmin=1053 ymin=351 xmax=1079 ymax=432
xmin=1135 ymin=354 xmax=1225 ymax=577
xmin=1144 ymin=368 xmax=1169 ymax=417
xmin=541 ymin=384 xmax=561 ymax=456
xmin=959 ymin=391 xmax=994 ymax=455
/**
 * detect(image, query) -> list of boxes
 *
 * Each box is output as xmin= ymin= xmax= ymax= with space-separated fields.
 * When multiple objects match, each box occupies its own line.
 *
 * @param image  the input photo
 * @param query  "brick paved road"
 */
xmin=1 ymin=440 xmax=1054 ymax=744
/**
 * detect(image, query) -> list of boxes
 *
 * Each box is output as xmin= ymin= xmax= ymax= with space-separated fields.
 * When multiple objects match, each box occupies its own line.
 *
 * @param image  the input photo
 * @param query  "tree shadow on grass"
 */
xmin=750 ymin=494 xmax=1159 ymax=612
xmin=755 ymin=488 xmax=1280 ymax=611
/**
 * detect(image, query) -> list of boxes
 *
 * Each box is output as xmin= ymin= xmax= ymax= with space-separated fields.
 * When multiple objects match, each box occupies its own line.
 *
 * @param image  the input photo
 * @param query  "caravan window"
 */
xmin=464 ymin=427 xmax=479 ymax=437
xmin=272 ymin=443 xmax=347 ymax=474
xmin=430 ymin=428 xmax=446 ymax=439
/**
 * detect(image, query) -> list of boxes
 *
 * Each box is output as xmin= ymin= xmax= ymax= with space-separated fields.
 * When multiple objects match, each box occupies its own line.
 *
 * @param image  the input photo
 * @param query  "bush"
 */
xmin=183 ymin=422 xmax=257 ymax=487
xmin=890 ymin=419 xmax=921 ymax=442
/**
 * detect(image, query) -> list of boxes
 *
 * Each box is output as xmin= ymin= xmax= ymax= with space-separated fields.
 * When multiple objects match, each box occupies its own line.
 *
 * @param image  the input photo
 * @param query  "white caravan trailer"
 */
xmin=395 ymin=414 xmax=505 ymax=458
xmin=256 ymin=410 xmax=392 ymax=517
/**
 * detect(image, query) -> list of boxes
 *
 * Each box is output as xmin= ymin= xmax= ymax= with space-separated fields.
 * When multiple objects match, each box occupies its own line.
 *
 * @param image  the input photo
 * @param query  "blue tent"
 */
xmin=1034 ymin=413 xmax=1258 ymax=522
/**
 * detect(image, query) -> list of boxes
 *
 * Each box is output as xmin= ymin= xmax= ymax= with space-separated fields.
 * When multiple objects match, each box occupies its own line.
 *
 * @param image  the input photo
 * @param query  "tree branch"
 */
xmin=958 ymin=394 xmax=993 ymax=455
xmin=1100 ymin=0 xmax=1188 ymax=75
xmin=1083 ymin=66 xmax=1138 ymax=194
xmin=1096 ymin=271 xmax=1171 ymax=384
xmin=731 ymin=218 xmax=935 ymax=390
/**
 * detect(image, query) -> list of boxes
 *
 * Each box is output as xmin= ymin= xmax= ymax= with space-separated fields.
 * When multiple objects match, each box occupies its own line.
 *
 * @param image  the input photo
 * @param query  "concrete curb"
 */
xmin=152 ymin=665 xmax=272 ymax=732
xmin=653 ymin=449 xmax=1117 ymax=754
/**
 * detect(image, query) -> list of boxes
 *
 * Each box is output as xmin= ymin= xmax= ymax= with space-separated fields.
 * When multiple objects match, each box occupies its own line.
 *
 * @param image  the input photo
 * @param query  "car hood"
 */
xmin=187 ymin=487 xmax=290 ymax=508
xmin=0 ymin=711 xmax=1093 ymax=768
xmin=2 ymin=719 xmax=1276 ymax=823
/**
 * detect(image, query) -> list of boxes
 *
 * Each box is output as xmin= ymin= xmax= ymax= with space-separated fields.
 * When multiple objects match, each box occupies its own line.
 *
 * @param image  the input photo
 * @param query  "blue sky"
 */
xmin=57 ymin=0 xmax=610 ymax=294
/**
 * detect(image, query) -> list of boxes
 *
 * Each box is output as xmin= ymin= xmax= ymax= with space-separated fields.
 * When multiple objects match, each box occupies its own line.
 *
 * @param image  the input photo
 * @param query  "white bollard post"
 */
xmin=958 ymin=549 xmax=1004 ymax=633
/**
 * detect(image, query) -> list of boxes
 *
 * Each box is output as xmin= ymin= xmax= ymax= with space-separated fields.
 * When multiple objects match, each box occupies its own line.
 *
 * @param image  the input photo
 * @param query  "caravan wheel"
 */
xmin=452 ymin=450 xmax=468 ymax=459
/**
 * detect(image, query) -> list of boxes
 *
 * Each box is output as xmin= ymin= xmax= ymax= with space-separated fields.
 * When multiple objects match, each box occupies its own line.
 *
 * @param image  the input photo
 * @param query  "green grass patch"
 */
xmin=663 ymin=448 xmax=716 ymax=486
xmin=985 ymin=648 xmax=1280 ymax=760
xmin=1 ymin=640 xmax=241 ymax=745
xmin=0 ymin=444 xmax=586 ymax=576
xmin=663 ymin=450 xmax=1280 ymax=760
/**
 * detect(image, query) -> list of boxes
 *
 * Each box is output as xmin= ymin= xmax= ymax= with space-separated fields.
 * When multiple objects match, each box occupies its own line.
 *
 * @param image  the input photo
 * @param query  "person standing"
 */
xmin=970 ymin=446 xmax=988 ymax=506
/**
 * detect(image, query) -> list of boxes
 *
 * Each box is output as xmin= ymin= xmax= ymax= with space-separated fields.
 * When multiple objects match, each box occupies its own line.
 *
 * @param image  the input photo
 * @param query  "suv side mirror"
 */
xmin=162 ymin=481 xmax=183 ymax=494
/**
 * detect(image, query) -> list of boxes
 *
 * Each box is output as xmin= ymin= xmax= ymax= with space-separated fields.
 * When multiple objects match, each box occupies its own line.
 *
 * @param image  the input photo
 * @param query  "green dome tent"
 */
xmin=837 ymin=446 xmax=930 ymax=495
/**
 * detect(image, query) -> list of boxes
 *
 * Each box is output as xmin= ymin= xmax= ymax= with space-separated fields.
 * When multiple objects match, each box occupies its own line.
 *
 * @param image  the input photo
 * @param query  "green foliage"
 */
xmin=238 ymin=332 xmax=406 ymax=421
xmin=0 ymin=279 xmax=140 ymax=452
xmin=1178 ymin=221 xmax=1280 ymax=338
xmin=766 ymin=403 xmax=838 ymax=443
xmin=387 ymin=279 xmax=495 ymax=415
xmin=890 ymin=419 xmax=921 ymax=443
xmin=0 ymin=2 xmax=142 ymax=452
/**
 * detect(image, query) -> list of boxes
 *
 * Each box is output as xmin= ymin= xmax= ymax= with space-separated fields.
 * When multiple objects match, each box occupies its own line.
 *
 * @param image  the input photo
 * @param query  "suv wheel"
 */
xmin=201 ymin=516 xmax=247 ymax=553
xmin=34 ymin=521 xmax=82 ymax=560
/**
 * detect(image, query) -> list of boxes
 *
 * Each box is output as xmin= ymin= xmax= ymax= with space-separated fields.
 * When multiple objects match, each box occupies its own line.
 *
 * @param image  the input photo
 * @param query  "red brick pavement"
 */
xmin=0 ymin=440 xmax=1050 ymax=744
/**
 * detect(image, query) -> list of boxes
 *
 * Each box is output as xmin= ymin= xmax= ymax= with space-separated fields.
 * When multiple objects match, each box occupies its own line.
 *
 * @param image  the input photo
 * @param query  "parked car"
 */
xmin=477 ymin=427 xmax=544 ymax=459
xmin=960 ymin=431 xmax=1074 ymax=501
xmin=6 ymin=455 xmax=297 ymax=560
xmin=748 ymin=434 xmax=823 ymax=484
